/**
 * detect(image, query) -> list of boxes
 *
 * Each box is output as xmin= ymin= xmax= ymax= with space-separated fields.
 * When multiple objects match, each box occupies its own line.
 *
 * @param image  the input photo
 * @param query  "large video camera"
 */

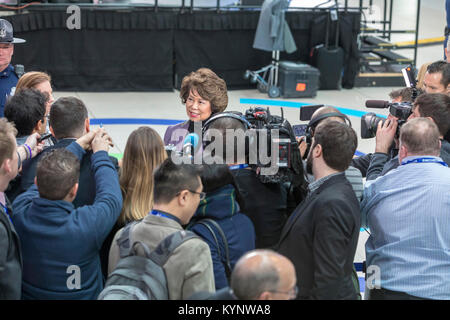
xmin=244 ymin=106 xmax=304 ymax=184
xmin=360 ymin=65 xmax=417 ymax=139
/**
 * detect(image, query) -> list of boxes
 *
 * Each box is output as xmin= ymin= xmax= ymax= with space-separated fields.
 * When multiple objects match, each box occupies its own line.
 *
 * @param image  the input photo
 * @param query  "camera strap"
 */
xmin=401 ymin=157 xmax=448 ymax=167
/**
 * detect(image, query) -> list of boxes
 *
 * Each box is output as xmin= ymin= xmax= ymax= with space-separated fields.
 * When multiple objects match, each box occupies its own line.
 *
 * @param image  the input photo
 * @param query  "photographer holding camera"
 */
xmin=361 ymin=118 xmax=450 ymax=300
xmin=356 ymin=93 xmax=450 ymax=181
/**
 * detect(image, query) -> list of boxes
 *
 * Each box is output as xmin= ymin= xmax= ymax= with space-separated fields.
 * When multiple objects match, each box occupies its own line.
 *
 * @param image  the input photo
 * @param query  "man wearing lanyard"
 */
xmin=361 ymin=118 xmax=450 ymax=300
xmin=0 ymin=19 xmax=26 ymax=118
xmin=108 ymin=158 xmax=215 ymax=299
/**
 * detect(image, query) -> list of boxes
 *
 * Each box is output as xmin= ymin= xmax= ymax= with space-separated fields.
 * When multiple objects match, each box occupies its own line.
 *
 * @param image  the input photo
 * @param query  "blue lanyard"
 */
xmin=150 ymin=210 xmax=181 ymax=224
xmin=0 ymin=202 xmax=12 ymax=224
xmin=229 ymin=164 xmax=249 ymax=171
xmin=401 ymin=157 xmax=448 ymax=167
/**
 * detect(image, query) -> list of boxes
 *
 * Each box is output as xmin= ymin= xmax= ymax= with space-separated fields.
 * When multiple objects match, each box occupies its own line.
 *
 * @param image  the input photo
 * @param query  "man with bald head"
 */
xmin=188 ymin=249 xmax=296 ymax=300
xmin=230 ymin=249 xmax=297 ymax=300
xmin=361 ymin=118 xmax=450 ymax=300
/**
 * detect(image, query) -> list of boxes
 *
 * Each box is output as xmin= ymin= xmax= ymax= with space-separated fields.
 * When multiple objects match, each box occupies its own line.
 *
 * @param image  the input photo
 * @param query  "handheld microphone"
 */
xmin=365 ymin=100 xmax=390 ymax=109
xmin=182 ymin=133 xmax=199 ymax=157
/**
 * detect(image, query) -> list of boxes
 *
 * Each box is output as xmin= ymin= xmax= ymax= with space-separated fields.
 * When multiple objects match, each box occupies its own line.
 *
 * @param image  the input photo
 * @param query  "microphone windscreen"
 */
xmin=183 ymin=133 xmax=199 ymax=148
xmin=365 ymin=100 xmax=389 ymax=109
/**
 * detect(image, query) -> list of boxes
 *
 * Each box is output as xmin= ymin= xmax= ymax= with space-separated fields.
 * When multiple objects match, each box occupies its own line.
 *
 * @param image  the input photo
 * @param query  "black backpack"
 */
xmin=98 ymin=222 xmax=199 ymax=300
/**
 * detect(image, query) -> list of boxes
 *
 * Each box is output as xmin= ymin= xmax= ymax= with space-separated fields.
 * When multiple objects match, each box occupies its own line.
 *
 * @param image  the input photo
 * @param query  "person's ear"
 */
xmin=66 ymin=183 xmax=78 ymax=201
xmin=34 ymin=120 xmax=43 ymax=134
xmin=399 ymin=144 xmax=408 ymax=159
xmin=177 ymin=190 xmax=189 ymax=206
xmin=2 ymin=158 xmax=12 ymax=174
xmin=71 ymin=183 xmax=79 ymax=198
xmin=425 ymin=116 xmax=435 ymax=125
xmin=313 ymin=143 xmax=322 ymax=158
xmin=34 ymin=176 xmax=38 ymax=186
xmin=257 ymin=291 xmax=272 ymax=300
xmin=85 ymin=118 xmax=90 ymax=133
xmin=49 ymin=126 xmax=55 ymax=138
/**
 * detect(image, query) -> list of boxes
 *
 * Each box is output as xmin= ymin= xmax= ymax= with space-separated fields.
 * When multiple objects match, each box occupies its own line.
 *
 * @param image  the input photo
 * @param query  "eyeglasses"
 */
xmin=188 ymin=190 xmax=206 ymax=201
xmin=176 ymin=190 xmax=206 ymax=201
xmin=269 ymin=285 xmax=298 ymax=300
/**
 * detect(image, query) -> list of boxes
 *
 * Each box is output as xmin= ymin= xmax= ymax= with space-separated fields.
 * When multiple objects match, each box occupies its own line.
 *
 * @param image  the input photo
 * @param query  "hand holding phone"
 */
xmin=38 ymin=133 xmax=53 ymax=143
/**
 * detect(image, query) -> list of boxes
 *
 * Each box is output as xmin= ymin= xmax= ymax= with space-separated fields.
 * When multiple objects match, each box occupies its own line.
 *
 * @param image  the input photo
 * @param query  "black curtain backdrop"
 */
xmin=5 ymin=8 xmax=360 ymax=91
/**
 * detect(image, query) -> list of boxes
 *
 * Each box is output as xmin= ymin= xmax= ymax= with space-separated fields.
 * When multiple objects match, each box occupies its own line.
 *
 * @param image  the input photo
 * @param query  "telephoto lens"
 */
xmin=360 ymin=113 xmax=385 ymax=139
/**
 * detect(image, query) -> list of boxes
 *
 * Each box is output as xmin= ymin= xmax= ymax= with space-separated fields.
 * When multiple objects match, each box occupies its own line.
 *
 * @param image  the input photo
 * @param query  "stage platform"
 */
xmin=2 ymin=5 xmax=361 ymax=91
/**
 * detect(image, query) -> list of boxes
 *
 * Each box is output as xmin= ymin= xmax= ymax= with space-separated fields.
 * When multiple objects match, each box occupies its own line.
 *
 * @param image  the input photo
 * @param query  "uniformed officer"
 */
xmin=0 ymin=19 xmax=25 ymax=118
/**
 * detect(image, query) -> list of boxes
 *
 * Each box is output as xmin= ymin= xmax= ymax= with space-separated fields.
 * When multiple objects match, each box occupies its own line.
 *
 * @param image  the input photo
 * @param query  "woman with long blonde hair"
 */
xmin=118 ymin=126 xmax=167 ymax=226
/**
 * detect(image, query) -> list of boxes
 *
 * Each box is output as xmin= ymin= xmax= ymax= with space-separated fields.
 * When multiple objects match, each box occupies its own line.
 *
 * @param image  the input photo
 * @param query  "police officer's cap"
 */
xmin=0 ymin=19 xmax=25 ymax=44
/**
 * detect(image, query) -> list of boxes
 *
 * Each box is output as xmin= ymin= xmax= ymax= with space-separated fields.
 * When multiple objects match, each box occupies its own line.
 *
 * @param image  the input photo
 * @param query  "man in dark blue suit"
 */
xmin=20 ymin=96 xmax=119 ymax=207
xmin=0 ymin=19 xmax=25 ymax=117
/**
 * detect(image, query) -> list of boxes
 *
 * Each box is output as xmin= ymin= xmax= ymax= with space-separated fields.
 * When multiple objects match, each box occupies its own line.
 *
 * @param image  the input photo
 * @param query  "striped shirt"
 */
xmin=361 ymin=155 xmax=450 ymax=299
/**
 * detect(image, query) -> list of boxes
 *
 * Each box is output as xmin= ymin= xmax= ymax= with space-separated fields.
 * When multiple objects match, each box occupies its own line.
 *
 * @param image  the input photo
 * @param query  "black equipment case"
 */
xmin=278 ymin=61 xmax=320 ymax=98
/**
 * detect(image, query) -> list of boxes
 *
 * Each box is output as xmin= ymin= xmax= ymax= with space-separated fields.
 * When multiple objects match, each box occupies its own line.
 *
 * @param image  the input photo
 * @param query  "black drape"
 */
xmin=5 ymin=8 xmax=360 ymax=91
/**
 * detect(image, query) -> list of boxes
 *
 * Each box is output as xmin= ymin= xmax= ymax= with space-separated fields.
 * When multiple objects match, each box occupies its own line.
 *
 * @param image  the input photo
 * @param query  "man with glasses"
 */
xmin=231 ymin=249 xmax=297 ymax=300
xmin=0 ymin=19 xmax=26 ymax=118
xmin=108 ymin=158 xmax=215 ymax=300
xmin=189 ymin=249 xmax=297 ymax=300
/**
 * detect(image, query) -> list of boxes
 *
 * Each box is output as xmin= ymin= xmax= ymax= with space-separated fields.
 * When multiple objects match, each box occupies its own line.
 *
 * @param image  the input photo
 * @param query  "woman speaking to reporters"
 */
xmin=164 ymin=68 xmax=228 ymax=155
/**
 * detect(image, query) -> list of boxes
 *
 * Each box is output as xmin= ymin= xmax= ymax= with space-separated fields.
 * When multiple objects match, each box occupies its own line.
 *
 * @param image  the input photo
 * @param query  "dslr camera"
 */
xmin=361 ymin=64 xmax=418 ymax=139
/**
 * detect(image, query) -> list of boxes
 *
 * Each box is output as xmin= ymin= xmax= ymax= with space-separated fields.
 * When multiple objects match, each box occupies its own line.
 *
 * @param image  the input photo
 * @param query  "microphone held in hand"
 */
xmin=182 ymin=133 xmax=199 ymax=157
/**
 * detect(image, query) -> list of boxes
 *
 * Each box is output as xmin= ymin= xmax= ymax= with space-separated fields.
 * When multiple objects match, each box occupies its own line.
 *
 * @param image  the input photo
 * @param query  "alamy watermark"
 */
xmin=66 ymin=5 xmax=81 ymax=30
xmin=366 ymin=264 xmax=381 ymax=290
xmin=66 ymin=265 xmax=81 ymax=290
xmin=169 ymin=121 xmax=282 ymax=176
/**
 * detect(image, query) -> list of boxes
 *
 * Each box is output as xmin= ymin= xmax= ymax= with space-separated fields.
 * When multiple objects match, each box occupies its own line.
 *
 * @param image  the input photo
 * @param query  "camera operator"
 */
xmin=202 ymin=114 xmax=301 ymax=249
xmin=389 ymin=87 xmax=423 ymax=103
xmin=298 ymin=106 xmax=363 ymax=201
xmin=361 ymin=118 xmax=450 ymax=300
xmin=358 ymin=93 xmax=450 ymax=181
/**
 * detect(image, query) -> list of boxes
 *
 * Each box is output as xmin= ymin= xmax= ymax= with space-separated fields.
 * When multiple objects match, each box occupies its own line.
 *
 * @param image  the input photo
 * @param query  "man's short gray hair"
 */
xmin=230 ymin=250 xmax=282 ymax=300
xmin=400 ymin=118 xmax=441 ymax=155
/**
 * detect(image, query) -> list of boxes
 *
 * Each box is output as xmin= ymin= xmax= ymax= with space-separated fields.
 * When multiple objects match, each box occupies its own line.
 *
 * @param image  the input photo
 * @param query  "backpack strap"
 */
xmin=116 ymin=221 xmax=140 ymax=259
xmin=196 ymin=218 xmax=232 ymax=280
xmin=195 ymin=220 xmax=223 ymax=262
xmin=149 ymin=230 xmax=199 ymax=267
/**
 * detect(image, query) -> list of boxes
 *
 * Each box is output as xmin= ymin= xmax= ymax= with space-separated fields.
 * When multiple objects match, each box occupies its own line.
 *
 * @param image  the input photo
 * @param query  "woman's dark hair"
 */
xmin=196 ymin=163 xmax=245 ymax=210
xmin=180 ymin=68 xmax=228 ymax=114
xmin=4 ymin=89 xmax=47 ymax=137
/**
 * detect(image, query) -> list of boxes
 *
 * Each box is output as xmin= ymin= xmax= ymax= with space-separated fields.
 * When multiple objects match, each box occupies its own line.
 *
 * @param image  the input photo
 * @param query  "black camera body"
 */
xmin=361 ymin=101 xmax=413 ymax=139
xmin=244 ymin=107 xmax=303 ymax=184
